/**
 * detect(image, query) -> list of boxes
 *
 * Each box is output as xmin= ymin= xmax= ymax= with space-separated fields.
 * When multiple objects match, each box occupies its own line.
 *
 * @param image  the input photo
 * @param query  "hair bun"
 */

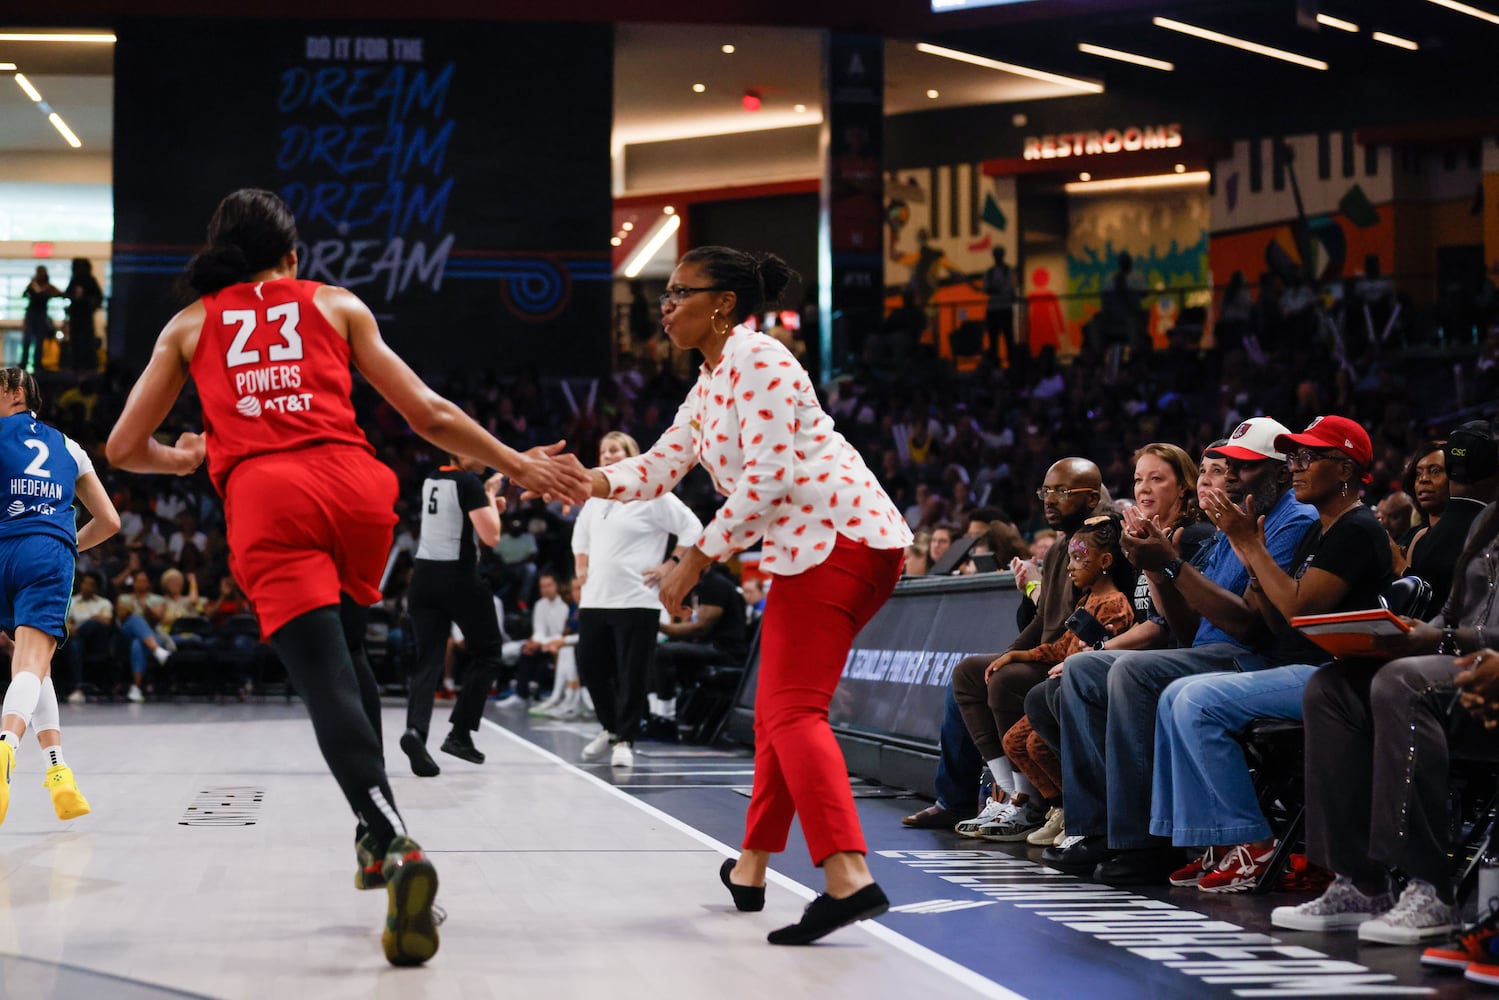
xmin=186 ymin=244 xmax=251 ymax=294
xmin=752 ymin=252 xmax=796 ymax=305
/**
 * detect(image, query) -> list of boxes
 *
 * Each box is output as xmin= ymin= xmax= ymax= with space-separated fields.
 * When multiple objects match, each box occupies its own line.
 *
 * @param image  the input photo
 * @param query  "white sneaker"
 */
xmin=1271 ymin=875 xmax=1393 ymax=932
xmin=1027 ymin=807 xmax=1065 ymax=846
xmin=152 ymin=645 xmax=171 ymax=665
xmin=127 ymin=684 xmax=145 ymax=704
xmin=611 ymin=742 xmax=635 ymax=768
xmin=1358 ymin=880 xmax=1456 ymax=944
xmin=581 ymin=730 xmax=613 ymax=761
xmin=66 ymin=689 xmax=86 ymax=706
xmin=954 ymin=796 xmax=1013 ymax=838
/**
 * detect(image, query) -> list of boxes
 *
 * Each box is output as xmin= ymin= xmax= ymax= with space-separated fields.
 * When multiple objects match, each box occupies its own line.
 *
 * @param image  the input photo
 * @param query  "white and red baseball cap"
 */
xmin=1207 ymin=416 xmax=1293 ymax=462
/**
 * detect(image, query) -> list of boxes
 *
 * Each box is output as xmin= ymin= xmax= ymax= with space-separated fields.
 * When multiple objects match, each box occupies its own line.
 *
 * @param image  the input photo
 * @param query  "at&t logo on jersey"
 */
xmin=236 ymin=393 xmax=314 ymax=418
xmin=6 ymin=500 xmax=56 ymax=517
xmin=6 ymin=501 xmax=22 ymax=516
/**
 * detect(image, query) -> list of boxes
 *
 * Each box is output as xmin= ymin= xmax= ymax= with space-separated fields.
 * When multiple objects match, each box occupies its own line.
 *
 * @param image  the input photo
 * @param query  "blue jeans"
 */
xmin=120 ymin=614 xmax=169 ymax=676
xmin=1150 ymin=663 xmax=1317 ymax=846
xmin=1058 ymin=642 xmax=1243 ymax=849
xmin=934 ymin=683 xmax=984 ymax=814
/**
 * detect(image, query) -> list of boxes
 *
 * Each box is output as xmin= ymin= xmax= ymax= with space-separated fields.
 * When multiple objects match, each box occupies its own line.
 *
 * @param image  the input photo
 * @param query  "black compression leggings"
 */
xmin=270 ymin=597 xmax=404 ymax=854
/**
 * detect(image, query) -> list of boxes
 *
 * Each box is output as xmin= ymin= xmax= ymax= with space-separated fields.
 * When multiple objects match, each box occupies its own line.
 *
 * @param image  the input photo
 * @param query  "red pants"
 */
xmin=743 ymin=535 xmax=903 ymax=865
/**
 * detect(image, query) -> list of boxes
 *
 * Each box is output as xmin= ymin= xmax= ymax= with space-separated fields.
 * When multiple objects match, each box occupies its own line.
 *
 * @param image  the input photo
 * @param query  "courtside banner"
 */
xmin=735 ymin=574 xmax=1022 ymax=749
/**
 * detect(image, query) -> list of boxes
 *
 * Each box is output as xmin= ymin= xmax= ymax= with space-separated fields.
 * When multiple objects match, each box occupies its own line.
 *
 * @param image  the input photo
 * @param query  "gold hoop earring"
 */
xmin=711 ymin=310 xmax=729 ymax=336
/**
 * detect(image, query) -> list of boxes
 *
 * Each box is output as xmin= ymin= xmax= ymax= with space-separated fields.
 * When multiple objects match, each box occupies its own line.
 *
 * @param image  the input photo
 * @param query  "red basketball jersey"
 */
xmin=191 ymin=278 xmax=373 ymax=495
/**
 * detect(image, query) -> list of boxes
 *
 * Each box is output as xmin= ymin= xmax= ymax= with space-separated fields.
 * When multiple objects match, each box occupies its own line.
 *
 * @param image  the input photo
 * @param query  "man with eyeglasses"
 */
xmin=1043 ymin=416 xmax=1316 ymax=883
xmin=902 ymin=458 xmax=1108 ymax=832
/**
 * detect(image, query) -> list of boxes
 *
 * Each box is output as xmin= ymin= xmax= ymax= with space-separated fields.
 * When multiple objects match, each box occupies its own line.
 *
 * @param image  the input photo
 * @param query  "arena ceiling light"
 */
xmin=1424 ymin=0 xmax=1499 ymax=26
xmin=1315 ymin=13 xmax=1360 ymax=32
xmin=1076 ymin=42 xmax=1174 ymax=71
xmin=11 ymin=71 xmax=84 ymax=148
xmin=1371 ymin=31 xmax=1419 ymax=49
xmin=1152 ymin=17 xmax=1329 ymax=70
xmin=0 ymin=62 xmax=16 ymax=71
xmin=0 ymin=31 xmax=116 ymax=43
xmin=1063 ymin=171 xmax=1211 ymax=194
xmin=914 ymin=42 xmax=1103 ymax=94
xmin=622 ymin=213 xmax=681 ymax=279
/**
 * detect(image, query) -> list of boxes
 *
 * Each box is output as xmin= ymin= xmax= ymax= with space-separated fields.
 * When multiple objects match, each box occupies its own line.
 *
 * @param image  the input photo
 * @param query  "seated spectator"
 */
xmin=1151 ymin=416 xmax=1393 ymax=892
xmin=1405 ymin=421 xmax=1497 ymax=610
xmin=204 ymin=575 xmax=251 ymax=626
xmin=1272 ymin=499 xmax=1499 ymax=947
xmin=902 ymin=458 xmax=1105 ymax=832
xmin=1376 ymin=490 xmax=1416 ymax=546
xmin=653 ymin=563 xmax=749 ymax=722
xmin=1044 ymin=418 xmax=1316 ymax=883
xmin=926 ymin=523 xmax=958 ymax=573
xmin=503 ymin=571 xmax=570 ymax=704
xmin=160 ymin=568 xmax=204 ymax=631
xmin=968 ymin=514 xmax=1135 ymax=842
xmin=1406 ymin=442 xmax=1450 ymax=551
xmin=168 ymin=512 xmax=207 ymax=564
xmin=60 ymin=573 xmax=113 ymax=703
xmin=904 ymin=532 xmax=932 ymax=577
xmin=495 ymin=515 xmax=540 ymax=606
xmin=116 ymin=569 xmax=174 ymax=702
xmin=742 ymin=576 xmax=766 ymax=624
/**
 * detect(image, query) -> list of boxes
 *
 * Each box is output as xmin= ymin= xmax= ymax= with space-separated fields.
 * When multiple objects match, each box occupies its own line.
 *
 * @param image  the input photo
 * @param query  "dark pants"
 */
xmin=1026 ymin=675 xmax=1063 ymax=753
xmin=577 ymin=607 xmax=659 ymax=742
xmin=934 ymin=680 xmax=987 ymax=815
xmin=952 ymin=652 xmax=1047 ymax=762
xmin=60 ymin=619 xmax=113 ymax=695
xmin=653 ymin=639 xmax=734 ymax=699
xmin=405 ymin=569 xmax=503 ymax=740
xmin=1304 ymin=656 xmax=1499 ymax=898
xmin=270 ymin=598 xmax=403 ymax=855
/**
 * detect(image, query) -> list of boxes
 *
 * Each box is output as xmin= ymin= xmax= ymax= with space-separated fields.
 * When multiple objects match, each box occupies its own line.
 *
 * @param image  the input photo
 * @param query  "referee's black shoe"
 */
xmin=400 ymin=728 xmax=441 ymax=777
xmin=440 ymin=730 xmax=485 ymax=765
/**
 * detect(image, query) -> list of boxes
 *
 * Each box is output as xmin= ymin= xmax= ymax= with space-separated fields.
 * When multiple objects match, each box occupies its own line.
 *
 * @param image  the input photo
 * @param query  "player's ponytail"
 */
xmin=183 ymin=188 xmax=299 ymax=296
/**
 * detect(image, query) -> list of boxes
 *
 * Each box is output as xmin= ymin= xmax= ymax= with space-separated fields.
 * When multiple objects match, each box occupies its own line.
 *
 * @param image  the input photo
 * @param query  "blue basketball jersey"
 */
xmin=0 ymin=411 xmax=91 ymax=549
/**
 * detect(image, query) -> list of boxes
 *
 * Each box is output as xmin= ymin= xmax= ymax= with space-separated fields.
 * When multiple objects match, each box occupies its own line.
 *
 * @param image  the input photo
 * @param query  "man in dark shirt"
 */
xmin=652 ymin=564 xmax=748 ymax=724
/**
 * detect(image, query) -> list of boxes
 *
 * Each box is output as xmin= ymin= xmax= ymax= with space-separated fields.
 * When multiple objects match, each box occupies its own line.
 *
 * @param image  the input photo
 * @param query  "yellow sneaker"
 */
xmin=44 ymin=764 xmax=90 ymax=820
xmin=0 ymin=742 xmax=13 ymax=825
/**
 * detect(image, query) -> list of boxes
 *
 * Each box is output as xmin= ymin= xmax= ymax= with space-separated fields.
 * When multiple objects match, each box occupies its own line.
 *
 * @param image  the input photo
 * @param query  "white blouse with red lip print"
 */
xmin=600 ymin=326 xmax=913 ymax=576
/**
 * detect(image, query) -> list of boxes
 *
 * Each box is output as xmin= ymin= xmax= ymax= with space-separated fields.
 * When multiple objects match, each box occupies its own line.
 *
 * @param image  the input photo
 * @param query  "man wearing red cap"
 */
xmin=1149 ymin=414 xmax=1393 ymax=895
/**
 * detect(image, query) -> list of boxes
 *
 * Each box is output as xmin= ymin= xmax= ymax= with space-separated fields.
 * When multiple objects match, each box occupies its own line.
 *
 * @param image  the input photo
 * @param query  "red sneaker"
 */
xmin=1169 ymin=848 xmax=1218 ymax=887
xmin=1198 ymin=841 xmax=1277 ymax=893
xmin=1427 ymin=900 xmax=1499 ymax=971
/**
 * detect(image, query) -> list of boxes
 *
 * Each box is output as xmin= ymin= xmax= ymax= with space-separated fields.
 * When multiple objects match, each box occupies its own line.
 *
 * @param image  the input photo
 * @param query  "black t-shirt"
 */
xmin=414 ymin=466 xmax=489 ymax=576
xmin=690 ymin=567 xmax=749 ymax=662
xmin=1130 ymin=518 xmax=1215 ymax=628
xmin=1410 ymin=495 xmax=1488 ymax=611
xmin=1271 ymin=504 xmax=1394 ymax=664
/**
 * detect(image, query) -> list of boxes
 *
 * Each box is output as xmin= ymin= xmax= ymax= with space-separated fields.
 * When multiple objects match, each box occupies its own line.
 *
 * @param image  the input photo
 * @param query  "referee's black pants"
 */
xmin=406 ymin=567 xmax=504 ymax=740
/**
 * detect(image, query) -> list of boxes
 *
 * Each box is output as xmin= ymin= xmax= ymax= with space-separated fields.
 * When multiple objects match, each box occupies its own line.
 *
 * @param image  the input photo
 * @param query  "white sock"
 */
xmin=44 ymin=746 xmax=64 ymax=769
xmin=1 ymin=671 xmax=42 ymax=736
xmin=987 ymin=757 xmax=1016 ymax=797
xmin=647 ymin=695 xmax=663 ymax=716
xmin=1014 ymin=772 xmax=1039 ymax=800
xmin=0 ymin=732 xmax=17 ymax=750
xmin=153 ymin=644 xmax=171 ymax=665
xmin=659 ymin=697 xmax=675 ymax=717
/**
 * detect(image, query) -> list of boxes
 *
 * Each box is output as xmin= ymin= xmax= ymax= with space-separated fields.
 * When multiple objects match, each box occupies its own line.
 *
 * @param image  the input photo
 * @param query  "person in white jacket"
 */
xmin=573 ymin=431 xmax=702 ymax=768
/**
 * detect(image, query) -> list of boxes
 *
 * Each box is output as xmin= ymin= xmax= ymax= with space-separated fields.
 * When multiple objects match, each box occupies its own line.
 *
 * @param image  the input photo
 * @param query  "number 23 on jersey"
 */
xmin=222 ymin=301 xmax=305 ymax=368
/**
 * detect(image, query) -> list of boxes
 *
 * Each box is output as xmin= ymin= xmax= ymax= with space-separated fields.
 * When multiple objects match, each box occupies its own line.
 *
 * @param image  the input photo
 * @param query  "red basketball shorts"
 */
xmin=222 ymin=443 xmax=398 ymax=639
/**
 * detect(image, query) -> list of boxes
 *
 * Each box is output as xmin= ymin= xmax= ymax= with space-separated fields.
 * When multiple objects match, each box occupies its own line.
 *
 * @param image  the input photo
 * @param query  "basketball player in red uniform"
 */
xmin=107 ymin=189 xmax=592 ymax=967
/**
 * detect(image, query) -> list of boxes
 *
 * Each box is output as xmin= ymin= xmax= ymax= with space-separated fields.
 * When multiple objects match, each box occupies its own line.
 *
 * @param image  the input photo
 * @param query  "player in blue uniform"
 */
xmin=0 ymin=368 xmax=120 ymax=824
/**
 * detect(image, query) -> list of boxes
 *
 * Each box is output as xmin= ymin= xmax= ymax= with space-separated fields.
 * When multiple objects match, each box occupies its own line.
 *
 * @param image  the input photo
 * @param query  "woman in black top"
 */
xmin=65 ymin=258 xmax=103 ymax=372
xmin=21 ymin=266 xmax=61 ymax=372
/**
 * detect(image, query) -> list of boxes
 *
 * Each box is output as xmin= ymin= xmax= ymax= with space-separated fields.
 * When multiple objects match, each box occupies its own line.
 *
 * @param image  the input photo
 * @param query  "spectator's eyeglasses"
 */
xmin=1288 ymin=449 xmax=1342 ymax=470
xmin=659 ymin=286 xmax=726 ymax=308
xmin=1036 ymin=487 xmax=1094 ymax=501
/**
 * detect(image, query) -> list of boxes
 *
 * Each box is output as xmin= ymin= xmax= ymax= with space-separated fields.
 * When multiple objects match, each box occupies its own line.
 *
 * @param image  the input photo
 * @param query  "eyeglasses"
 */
xmin=1036 ymin=487 xmax=1095 ymax=501
xmin=658 ymin=285 xmax=725 ymax=308
xmin=1288 ymin=449 xmax=1342 ymax=470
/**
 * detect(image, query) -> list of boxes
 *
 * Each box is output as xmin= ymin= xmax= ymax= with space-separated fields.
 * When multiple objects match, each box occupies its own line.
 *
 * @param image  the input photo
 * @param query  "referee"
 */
xmin=401 ymin=454 xmax=506 ymax=776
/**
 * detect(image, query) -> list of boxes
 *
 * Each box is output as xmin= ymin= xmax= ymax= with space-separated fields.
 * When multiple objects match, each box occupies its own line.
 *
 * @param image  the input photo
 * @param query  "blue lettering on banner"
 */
xmin=276 ymin=39 xmax=456 ymax=303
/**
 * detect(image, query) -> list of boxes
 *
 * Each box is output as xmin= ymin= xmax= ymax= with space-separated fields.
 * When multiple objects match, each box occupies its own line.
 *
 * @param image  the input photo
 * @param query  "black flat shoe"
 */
xmin=1040 ymin=835 xmax=1115 ymax=875
xmin=440 ymin=733 xmax=484 ymax=765
xmin=400 ymin=729 xmax=440 ymax=777
xmin=767 ymin=883 xmax=889 ymax=945
xmin=720 ymin=858 xmax=765 ymax=912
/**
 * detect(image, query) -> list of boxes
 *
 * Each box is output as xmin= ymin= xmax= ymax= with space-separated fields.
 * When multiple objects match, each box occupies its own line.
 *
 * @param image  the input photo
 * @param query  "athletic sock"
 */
xmin=986 ymin=756 xmax=1016 ymax=797
xmin=0 ymin=732 xmax=17 ymax=751
xmin=44 ymin=746 xmax=64 ymax=769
